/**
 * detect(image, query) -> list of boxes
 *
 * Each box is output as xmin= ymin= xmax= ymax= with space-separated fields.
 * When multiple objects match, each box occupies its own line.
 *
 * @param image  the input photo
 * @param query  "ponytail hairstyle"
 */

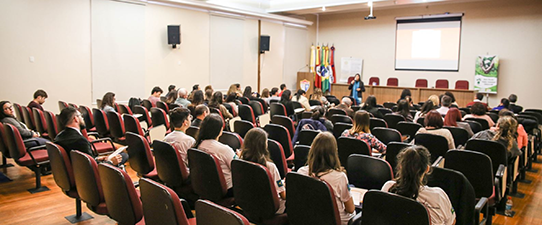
xmin=389 ymin=145 xmax=431 ymax=199
xmin=311 ymin=106 xmax=325 ymax=120
xmin=295 ymin=89 xmax=306 ymax=101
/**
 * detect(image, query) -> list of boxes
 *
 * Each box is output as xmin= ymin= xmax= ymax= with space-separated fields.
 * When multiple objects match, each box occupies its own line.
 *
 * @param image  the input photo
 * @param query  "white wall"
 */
xmin=315 ymin=0 xmax=542 ymax=108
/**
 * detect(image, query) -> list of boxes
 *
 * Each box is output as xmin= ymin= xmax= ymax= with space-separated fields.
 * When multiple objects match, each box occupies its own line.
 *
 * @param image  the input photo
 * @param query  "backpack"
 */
xmin=128 ymin=97 xmax=141 ymax=110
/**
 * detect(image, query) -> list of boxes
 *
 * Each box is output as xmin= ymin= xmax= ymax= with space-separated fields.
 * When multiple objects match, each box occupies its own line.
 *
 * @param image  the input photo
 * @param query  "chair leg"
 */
xmin=27 ymin=166 xmax=49 ymax=194
xmin=509 ymin=180 xmax=525 ymax=198
xmin=0 ymin=156 xmax=14 ymax=168
xmin=65 ymin=198 xmax=93 ymax=223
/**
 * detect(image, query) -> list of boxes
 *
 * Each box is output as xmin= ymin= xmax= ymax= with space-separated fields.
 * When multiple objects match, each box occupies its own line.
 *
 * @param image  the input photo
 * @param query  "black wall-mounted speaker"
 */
xmin=168 ymin=25 xmax=180 ymax=48
xmin=260 ymin=35 xmax=270 ymax=53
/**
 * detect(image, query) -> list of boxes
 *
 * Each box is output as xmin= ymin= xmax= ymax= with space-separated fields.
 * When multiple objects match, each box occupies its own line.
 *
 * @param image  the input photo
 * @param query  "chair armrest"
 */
xmin=475 ymin=197 xmax=488 ymax=225
xmin=495 ymin=164 xmax=506 ymax=201
xmin=86 ymin=132 xmax=100 ymax=138
xmin=496 ymin=164 xmax=505 ymax=177
xmin=348 ymin=212 xmax=362 ymax=225
xmin=180 ymin=199 xmax=194 ymax=219
xmin=23 ymin=139 xmax=41 ymax=147
xmin=90 ymin=137 xmax=116 ymax=156
xmin=432 ymin=156 xmax=444 ymax=167
xmin=26 ymin=145 xmax=47 ymax=165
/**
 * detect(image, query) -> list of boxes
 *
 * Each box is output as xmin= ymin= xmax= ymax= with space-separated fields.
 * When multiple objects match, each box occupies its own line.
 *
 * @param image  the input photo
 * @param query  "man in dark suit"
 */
xmin=509 ymin=94 xmax=523 ymax=113
xmin=54 ymin=107 xmax=126 ymax=165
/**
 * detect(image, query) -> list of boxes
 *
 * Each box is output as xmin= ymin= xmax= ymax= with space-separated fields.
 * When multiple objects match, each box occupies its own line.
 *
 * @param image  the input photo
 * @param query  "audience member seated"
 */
xmin=55 ymin=107 xmax=127 ymax=166
xmin=165 ymin=89 xmax=178 ymax=107
xmin=168 ymin=84 xmax=176 ymax=93
xmin=1 ymin=101 xmax=48 ymax=147
xmin=341 ymin=110 xmax=387 ymax=154
xmin=508 ymin=94 xmax=523 ymax=113
xmin=362 ymin=95 xmax=384 ymax=119
xmin=227 ymin=83 xmax=242 ymax=97
xmin=348 ymin=73 xmax=365 ymax=105
xmin=397 ymin=89 xmax=411 ymax=104
xmin=191 ymin=105 xmax=209 ymax=127
xmin=437 ymin=95 xmax=453 ymax=116
xmin=279 ymin=90 xmax=295 ymax=117
xmin=260 ymin=88 xmax=270 ymax=102
xmin=466 ymin=93 xmax=489 ymax=109
xmin=310 ymin=88 xmax=330 ymax=108
xmin=443 ymin=108 xmax=474 ymax=137
xmin=463 ymin=102 xmax=495 ymax=127
xmin=382 ymin=145 xmax=456 ymax=225
xmin=428 ymin=95 xmax=440 ymax=109
xmin=292 ymin=106 xmax=329 ymax=144
xmin=394 ymin=99 xmax=413 ymax=122
xmin=444 ymin=91 xmax=459 ymax=107
xmin=208 ymin=92 xmax=233 ymax=120
xmin=241 ymin=86 xmax=257 ymax=101
xmin=265 ymin=87 xmax=281 ymax=105
xmin=148 ymin=86 xmax=163 ymax=106
xmin=335 ymin=97 xmax=354 ymax=118
xmin=163 ymin=108 xmax=195 ymax=172
xmin=196 ymin=114 xmax=237 ymax=196
xmin=27 ymin=89 xmax=48 ymax=111
xmin=175 ymin=88 xmax=191 ymax=108
xmin=240 ymin=128 xmax=286 ymax=214
xmin=294 ymin=90 xmax=311 ymax=112
xmin=492 ymin=98 xmax=510 ymax=111
xmin=204 ymin=89 xmax=213 ymax=104
xmin=416 ymin=111 xmax=455 ymax=149
xmin=188 ymin=84 xmax=200 ymax=101
xmin=101 ymin=92 xmax=117 ymax=113
xmin=498 ymin=109 xmax=528 ymax=149
xmin=278 ymin=84 xmax=287 ymax=97
xmin=187 ymin=90 xmax=204 ymax=114
xmin=471 ymin=116 xmax=522 ymax=160
xmin=224 ymin=93 xmax=239 ymax=115
xmin=297 ymin=132 xmax=356 ymax=225
xmin=413 ymin=100 xmax=434 ymax=123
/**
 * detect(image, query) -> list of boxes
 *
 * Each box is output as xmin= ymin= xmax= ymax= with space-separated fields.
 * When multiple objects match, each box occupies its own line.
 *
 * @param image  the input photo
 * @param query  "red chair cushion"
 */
xmin=18 ymin=149 xmax=49 ymax=166
xmin=93 ymin=142 xmax=115 ymax=154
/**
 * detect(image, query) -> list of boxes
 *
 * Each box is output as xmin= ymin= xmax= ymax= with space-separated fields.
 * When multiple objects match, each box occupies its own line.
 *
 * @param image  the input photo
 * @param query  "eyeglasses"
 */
xmin=3 ymin=106 xmax=13 ymax=110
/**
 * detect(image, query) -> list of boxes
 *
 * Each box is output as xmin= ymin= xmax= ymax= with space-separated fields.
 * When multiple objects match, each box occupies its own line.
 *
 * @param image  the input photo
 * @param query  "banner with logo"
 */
xmin=474 ymin=55 xmax=499 ymax=94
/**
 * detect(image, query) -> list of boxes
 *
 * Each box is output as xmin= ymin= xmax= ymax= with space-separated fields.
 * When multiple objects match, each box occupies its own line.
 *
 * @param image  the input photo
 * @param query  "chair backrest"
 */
xmin=123 ymin=114 xmax=145 ymax=137
xmin=140 ymin=178 xmax=192 ymax=225
xmin=106 ymin=111 xmax=125 ymax=139
xmin=3 ymin=123 xmax=29 ymax=161
xmin=415 ymin=79 xmax=428 ymax=87
xmin=415 ymin=133 xmax=449 ymax=163
xmin=156 ymin=101 xmax=169 ymax=112
xmin=92 ymin=108 xmax=109 ymax=137
xmin=465 ymin=139 xmax=508 ymax=173
xmin=292 ymin=101 xmax=303 ymax=111
xmin=416 ymin=117 xmax=425 ymax=126
xmin=372 ymin=127 xmax=402 ymax=145
xmin=238 ymin=97 xmax=249 ymax=104
xmin=330 ymin=115 xmax=352 ymax=125
xmin=427 ymin=167 xmax=476 ymax=225
xmin=328 ymin=108 xmax=346 ymax=118
xmin=12 ymin=103 xmax=25 ymax=123
xmin=264 ymin=124 xmax=293 ymax=158
xmin=396 ymin=121 xmax=421 ymax=142
xmin=487 ymin=113 xmax=499 ymax=124
xmin=455 ymin=80 xmax=469 ymax=90
xmin=286 ymin=172 xmax=341 ymax=225
xmin=267 ymin=140 xmax=288 ymax=179
xmin=21 ymin=106 xmax=36 ymax=130
xmin=231 ymin=160 xmax=281 ymax=223
xmin=70 ymin=150 xmax=106 ymax=214
xmin=195 ymin=200 xmax=250 ymax=225
xmin=133 ymin=105 xmax=151 ymax=127
xmin=298 ymin=129 xmax=320 ymax=146
xmin=383 ymin=114 xmax=405 ymax=129
xmin=325 ymin=95 xmax=341 ymax=106
xmin=464 ymin=120 xmax=482 ymax=134
xmin=382 ymin=102 xmax=396 ymax=109
xmin=270 ymin=103 xmax=287 ymax=118
xmin=79 ymin=105 xmax=95 ymax=130
xmin=118 ymin=104 xmax=133 ymax=115
xmin=186 ymin=126 xmax=199 ymax=139
xmin=126 ymin=132 xmax=155 ymax=176
xmin=44 ymin=111 xmax=60 ymax=140
xmin=271 ymin=115 xmax=295 ymax=138
xmin=347 ymin=154 xmax=393 ymax=190
xmin=309 ymin=99 xmax=322 ymax=106
xmin=219 ymin=131 xmax=243 ymax=150
xmin=32 ymin=108 xmax=48 ymax=135
xmin=233 ymin=120 xmax=254 ymax=138
xmin=238 ymin=104 xmax=256 ymax=125
xmin=337 ymin=136 xmax=371 ymax=168
xmin=377 ymin=107 xmax=393 ymax=116
xmin=46 ymin=142 xmax=75 ymax=194
xmin=520 ymin=111 xmax=542 ymax=125
xmin=293 ymin=145 xmax=310 ymax=172
xmin=142 ymin=99 xmax=153 ymax=110
xmin=385 ymin=142 xmax=411 ymax=174
xmin=150 ymin=107 xmax=169 ymax=130
xmin=99 ymin=163 xmax=143 ymax=225
xmin=361 ymin=190 xmax=430 ymax=225
xmin=444 ymin=126 xmax=469 ymax=148
xmin=386 ymin=77 xmax=398 ymax=86
xmin=0 ymin=123 xmax=11 ymax=158
xmin=249 ymin=101 xmax=264 ymax=117
xmin=369 ymin=117 xmax=388 ymax=130
xmin=188 ymin=148 xmax=228 ymax=202
xmin=369 ymin=77 xmax=380 ymax=85
xmin=435 ymin=79 xmax=449 ymax=89
xmin=153 ymin=140 xmax=190 ymax=188
xmin=332 ymin=122 xmax=352 ymax=139
xmin=444 ymin=150 xmax=494 ymax=199
xmin=58 ymin=101 xmax=69 ymax=112
xmin=347 ymin=76 xmax=355 ymax=84
xmin=464 ymin=117 xmax=489 ymax=130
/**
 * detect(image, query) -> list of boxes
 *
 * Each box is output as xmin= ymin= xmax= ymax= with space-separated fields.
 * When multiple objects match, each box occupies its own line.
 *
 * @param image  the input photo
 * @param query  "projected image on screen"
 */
xmin=395 ymin=16 xmax=462 ymax=71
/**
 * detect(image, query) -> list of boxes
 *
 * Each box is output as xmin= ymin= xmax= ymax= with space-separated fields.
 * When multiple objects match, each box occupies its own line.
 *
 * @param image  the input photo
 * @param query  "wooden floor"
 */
xmin=2 ymin=157 xmax=542 ymax=225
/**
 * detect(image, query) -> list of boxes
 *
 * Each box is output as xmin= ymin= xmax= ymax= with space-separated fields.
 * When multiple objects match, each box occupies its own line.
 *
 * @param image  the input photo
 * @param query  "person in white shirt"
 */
xmin=297 ymin=132 xmax=355 ymax=225
xmin=240 ymin=128 xmax=286 ymax=214
xmin=294 ymin=89 xmax=311 ymax=111
xmin=437 ymin=95 xmax=452 ymax=116
xmin=163 ymin=107 xmax=195 ymax=173
xmin=195 ymin=114 xmax=238 ymax=195
xmin=381 ymin=145 xmax=456 ymax=225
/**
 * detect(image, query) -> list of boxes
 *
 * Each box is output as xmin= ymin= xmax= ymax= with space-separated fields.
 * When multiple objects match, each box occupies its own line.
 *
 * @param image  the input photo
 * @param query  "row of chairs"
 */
xmin=351 ymin=77 xmax=470 ymax=89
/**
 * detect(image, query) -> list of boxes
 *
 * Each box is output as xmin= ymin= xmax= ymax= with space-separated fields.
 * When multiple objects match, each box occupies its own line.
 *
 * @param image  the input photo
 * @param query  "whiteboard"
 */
xmin=340 ymin=57 xmax=363 ymax=82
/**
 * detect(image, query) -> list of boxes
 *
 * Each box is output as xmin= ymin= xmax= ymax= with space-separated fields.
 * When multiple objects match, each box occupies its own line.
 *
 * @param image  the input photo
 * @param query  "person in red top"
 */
xmin=277 ymin=84 xmax=287 ymax=97
xmin=466 ymin=93 xmax=489 ymax=109
xmin=27 ymin=89 xmax=48 ymax=111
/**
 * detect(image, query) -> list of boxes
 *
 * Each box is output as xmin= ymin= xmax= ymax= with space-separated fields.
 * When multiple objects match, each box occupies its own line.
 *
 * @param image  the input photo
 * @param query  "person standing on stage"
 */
xmin=348 ymin=73 xmax=365 ymax=105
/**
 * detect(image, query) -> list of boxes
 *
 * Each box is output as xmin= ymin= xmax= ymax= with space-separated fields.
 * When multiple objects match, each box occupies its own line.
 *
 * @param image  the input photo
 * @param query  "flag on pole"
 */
xmin=315 ymin=45 xmax=322 ymax=88
xmin=310 ymin=45 xmax=316 ymax=73
xmin=330 ymin=45 xmax=336 ymax=84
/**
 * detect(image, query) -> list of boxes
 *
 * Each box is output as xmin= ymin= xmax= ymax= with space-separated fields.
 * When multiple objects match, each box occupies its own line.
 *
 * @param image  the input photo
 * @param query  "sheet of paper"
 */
xmin=350 ymin=187 xmax=368 ymax=205
xmin=107 ymin=146 xmax=128 ymax=161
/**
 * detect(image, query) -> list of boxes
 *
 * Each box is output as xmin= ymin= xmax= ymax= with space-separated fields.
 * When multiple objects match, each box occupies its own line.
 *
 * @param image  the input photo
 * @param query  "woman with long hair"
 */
xmin=348 ymin=73 xmax=365 ymax=105
xmin=0 ymin=101 xmax=48 ymax=146
xmin=310 ymin=88 xmax=330 ymax=107
xmin=471 ymin=116 xmax=522 ymax=159
xmin=382 ymin=145 xmax=455 ymax=225
xmin=297 ymin=132 xmax=355 ymax=225
xmin=279 ymin=90 xmax=295 ymax=116
xmin=227 ymin=83 xmax=242 ymax=97
xmin=341 ymin=110 xmax=386 ymax=153
xmin=361 ymin=95 xmax=384 ymax=119
xmin=196 ymin=114 xmax=237 ymax=195
xmin=413 ymin=100 xmax=434 ymax=123
xmin=242 ymin=86 xmax=253 ymax=99
xmin=294 ymin=89 xmax=311 ymax=111
xmin=101 ymin=92 xmax=116 ymax=113
xmin=208 ymin=91 xmax=233 ymax=119
xmin=240 ymin=128 xmax=286 ymax=213
xmin=187 ymin=90 xmax=204 ymax=115
xmin=416 ymin=111 xmax=455 ymax=149
xmin=443 ymin=108 xmax=474 ymax=137
xmin=394 ymin=99 xmax=413 ymax=122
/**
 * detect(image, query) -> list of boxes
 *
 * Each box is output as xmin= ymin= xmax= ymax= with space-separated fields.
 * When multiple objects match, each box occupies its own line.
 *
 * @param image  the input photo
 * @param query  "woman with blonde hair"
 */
xmin=428 ymin=95 xmax=440 ymax=109
xmin=297 ymin=132 xmax=355 ymax=225
xmin=227 ymin=83 xmax=242 ymax=97
xmin=341 ymin=110 xmax=386 ymax=153
xmin=471 ymin=116 xmax=522 ymax=159
xmin=240 ymin=128 xmax=286 ymax=213
xmin=310 ymin=88 xmax=330 ymax=107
